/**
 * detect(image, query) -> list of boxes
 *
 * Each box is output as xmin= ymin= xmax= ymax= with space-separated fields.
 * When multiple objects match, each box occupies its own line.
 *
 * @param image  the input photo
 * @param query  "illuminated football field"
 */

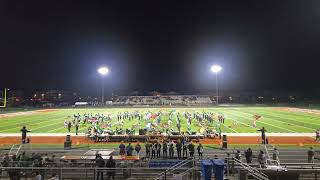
xmin=0 ymin=107 xmax=319 ymax=134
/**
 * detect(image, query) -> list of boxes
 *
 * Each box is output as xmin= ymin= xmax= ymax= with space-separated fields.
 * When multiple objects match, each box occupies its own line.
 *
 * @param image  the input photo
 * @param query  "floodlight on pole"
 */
xmin=211 ymin=65 xmax=222 ymax=105
xmin=97 ymin=67 xmax=109 ymax=75
xmin=211 ymin=65 xmax=222 ymax=73
xmin=97 ymin=66 xmax=109 ymax=104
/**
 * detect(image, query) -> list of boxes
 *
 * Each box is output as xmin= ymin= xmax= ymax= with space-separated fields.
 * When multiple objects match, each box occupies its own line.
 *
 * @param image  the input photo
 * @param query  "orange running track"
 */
xmin=0 ymin=135 xmax=317 ymax=146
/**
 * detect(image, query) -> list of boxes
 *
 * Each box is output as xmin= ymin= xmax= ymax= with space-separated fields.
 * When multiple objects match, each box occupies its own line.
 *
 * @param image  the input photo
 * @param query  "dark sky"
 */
xmin=1 ymin=0 xmax=320 ymax=95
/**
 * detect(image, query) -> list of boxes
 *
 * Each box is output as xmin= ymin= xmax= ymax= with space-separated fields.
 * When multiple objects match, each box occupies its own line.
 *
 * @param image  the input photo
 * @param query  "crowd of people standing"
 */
xmin=117 ymin=140 xmax=204 ymax=160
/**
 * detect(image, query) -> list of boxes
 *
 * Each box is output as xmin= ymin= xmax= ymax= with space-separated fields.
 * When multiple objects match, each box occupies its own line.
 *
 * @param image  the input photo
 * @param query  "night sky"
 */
xmin=1 ymin=0 xmax=320 ymax=95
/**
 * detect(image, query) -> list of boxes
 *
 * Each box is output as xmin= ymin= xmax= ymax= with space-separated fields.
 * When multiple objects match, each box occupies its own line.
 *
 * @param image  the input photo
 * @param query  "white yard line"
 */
xmin=0 ymin=116 xmax=61 ymax=129
xmin=244 ymin=109 xmax=316 ymax=131
xmin=230 ymin=109 xmax=295 ymax=133
xmin=220 ymin=123 xmax=238 ymax=133
xmin=0 ymin=118 xmax=64 ymax=132
xmin=47 ymin=126 xmax=67 ymax=133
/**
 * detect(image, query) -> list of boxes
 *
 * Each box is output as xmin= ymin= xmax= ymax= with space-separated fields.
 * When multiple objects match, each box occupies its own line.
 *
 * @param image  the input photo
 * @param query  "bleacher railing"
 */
xmin=0 ymin=166 xmax=192 ymax=180
xmin=230 ymin=157 xmax=270 ymax=180
xmin=155 ymin=157 xmax=195 ymax=180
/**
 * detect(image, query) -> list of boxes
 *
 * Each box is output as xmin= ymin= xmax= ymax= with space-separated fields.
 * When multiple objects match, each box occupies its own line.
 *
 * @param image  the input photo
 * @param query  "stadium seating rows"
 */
xmin=113 ymin=95 xmax=215 ymax=105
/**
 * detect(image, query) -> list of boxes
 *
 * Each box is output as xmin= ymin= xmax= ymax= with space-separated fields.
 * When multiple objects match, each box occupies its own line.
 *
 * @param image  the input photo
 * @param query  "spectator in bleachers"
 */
xmin=245 ymin=148 xmax=253 ymax=163
xmin=235 ymin=150 xmax=241 ymax=161
xmin=258 ymin=150 xmax=266 ymax=168
xmin=95 ymin=154 xmax=105 ymax=180
xmin=308 ymin=147 xmax=315 ymax=163
xmin=19 ymin=151 xmax=30 ymax=167
xmin=11 ymin=154 xmax=17 ymax=162
xmin=2 ymin=153 xmax=12 ymax=167
xmin=119 ymin=141 xmax=126 ymax=156
xmin=145 ymin=142 xmax=151 ymax=160
xmin=32 ymin=171 xmax=42 ymax=180
xmin=197 ymin=143 xmax=203 ymax=159
xmin=176 ymin=140 xmax=182 ymax=159
xmin=188 ymin=142 xmax=195 ymax=157
xmin=47 ymin=155 xmax=57 ymax=166
xmin=126 ymin=143 xmax=134 ymax=156
xmin=162 ymin=141 xmax=168 ymax=158
xmin=42 ymin=154 xmax=48 ymax=165
xmin=273 ymin=147 xmax=279 ymax=161
xmin=135 ymin=143 xmax=141 ymax=157
xmin=106 ymin=156 xmax=116 ymax=180
xmin=48 ymin=173 xmax=59 ymax=180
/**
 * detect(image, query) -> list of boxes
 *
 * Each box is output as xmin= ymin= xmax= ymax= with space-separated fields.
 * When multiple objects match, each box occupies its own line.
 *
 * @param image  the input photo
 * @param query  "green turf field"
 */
xmin=0 ymin=107 xmax=319 ymax=133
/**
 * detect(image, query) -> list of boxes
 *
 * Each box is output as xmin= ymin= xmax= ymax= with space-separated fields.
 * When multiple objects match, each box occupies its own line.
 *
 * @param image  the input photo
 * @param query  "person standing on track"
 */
xmin=162 ymin=141 xmax=168 ymax=158
xmin=151 ymin=142 xmax=156 ymax=159
xmin=315 ymin=129 xmax=320 ymax=142
xmin=169 ymin=142 xmax=174 ymax=158
xmin=145 ymin=141 xmax=151 ymax=160
xmin=188 ymin=142 xmax=195 ymax=157
xmin=257 ymin=127 xmax=267 ymax=144
xmin=182 ymin=142 xmax=188 ymax=158
xmin=135 ymin=142 xmax=141 ymax=157
xmin=20 ymin=126 xmax=30 ymax=144
xmin=176 ymin=140 xmax=182 ymax=159
xmin=119 ymin=141 xmax=126 ymax=156
xmin=197 ymin=143 xmax=203 ymax=159
xmin=156 ymin=141 xmax=161 ymax=158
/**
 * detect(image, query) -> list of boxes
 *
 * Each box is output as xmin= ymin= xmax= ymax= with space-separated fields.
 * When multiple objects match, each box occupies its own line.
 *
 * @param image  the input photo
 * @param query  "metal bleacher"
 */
xmin=8 ymin=144 xmax=22 ymax=156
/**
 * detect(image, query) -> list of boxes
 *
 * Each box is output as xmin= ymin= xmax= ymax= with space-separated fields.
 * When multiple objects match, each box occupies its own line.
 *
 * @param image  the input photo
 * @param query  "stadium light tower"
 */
xmin=97 ymin=66 xmax=109 ymax=104
xmin=211 ymin=65 xmax=222 ymax=105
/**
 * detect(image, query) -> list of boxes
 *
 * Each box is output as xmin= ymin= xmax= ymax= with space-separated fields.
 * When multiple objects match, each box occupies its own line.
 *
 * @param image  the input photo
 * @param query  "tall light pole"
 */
xmin=211 ymin=65 xmax=222 ymax=105
xmin=97 ymin=66 xmax=109 ymax=104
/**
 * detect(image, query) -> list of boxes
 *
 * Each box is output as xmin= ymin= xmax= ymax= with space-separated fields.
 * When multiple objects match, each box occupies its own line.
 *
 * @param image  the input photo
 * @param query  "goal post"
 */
xmin=0 ymin=88 xmax=7 ymax=108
